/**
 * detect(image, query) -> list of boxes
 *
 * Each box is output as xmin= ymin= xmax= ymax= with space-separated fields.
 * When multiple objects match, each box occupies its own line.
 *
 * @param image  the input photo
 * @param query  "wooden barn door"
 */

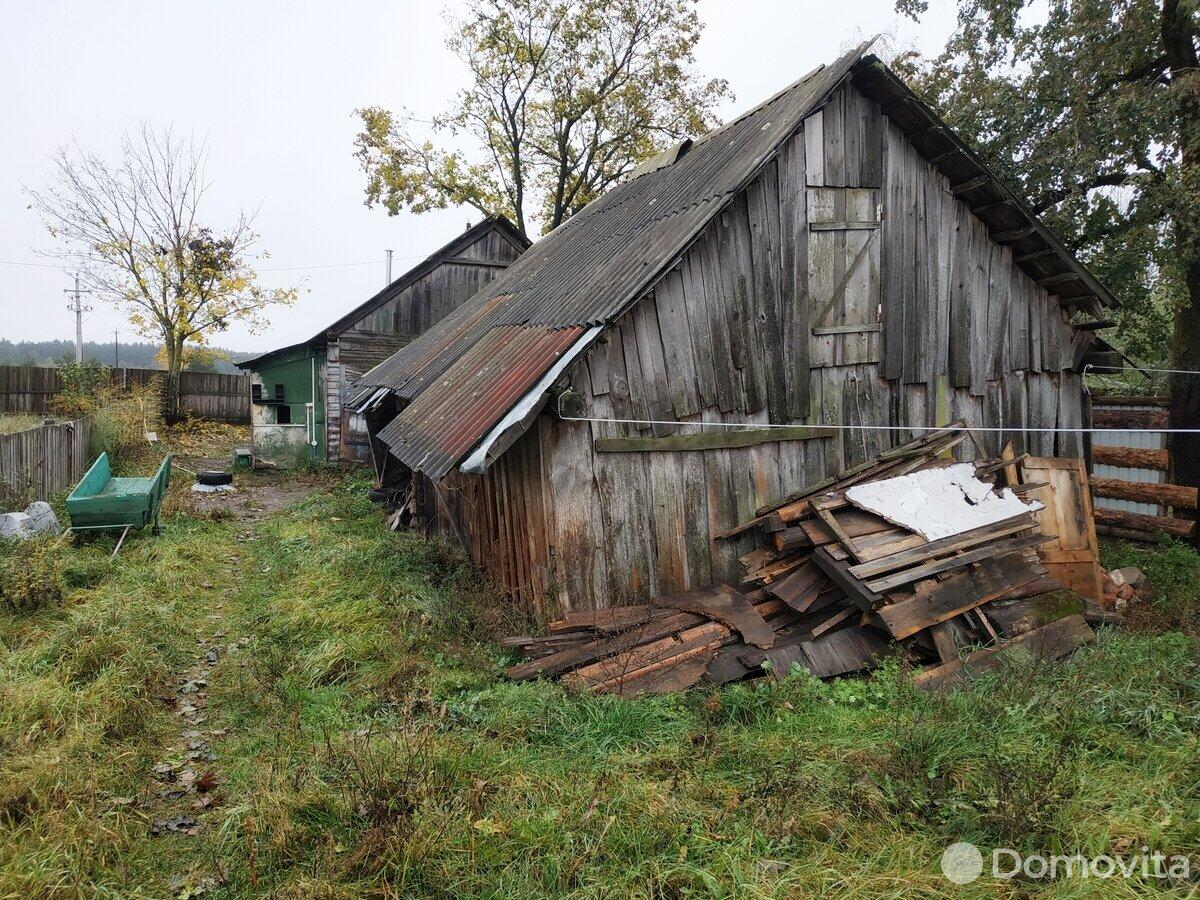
xmin=807 ymin=186 xmax=882 ymax=367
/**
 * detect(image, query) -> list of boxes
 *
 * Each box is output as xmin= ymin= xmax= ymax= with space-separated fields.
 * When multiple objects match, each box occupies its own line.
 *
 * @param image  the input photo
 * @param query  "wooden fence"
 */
xmin=0 ymin=365 xmax=249 ymax=423
xmin=0 ymin=417 xmax=92 ymax=502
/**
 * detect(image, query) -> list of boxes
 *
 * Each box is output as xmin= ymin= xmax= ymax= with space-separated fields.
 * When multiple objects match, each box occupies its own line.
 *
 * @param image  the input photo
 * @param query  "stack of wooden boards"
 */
xmin=504 ymin=424 xmax=1102 ymax=695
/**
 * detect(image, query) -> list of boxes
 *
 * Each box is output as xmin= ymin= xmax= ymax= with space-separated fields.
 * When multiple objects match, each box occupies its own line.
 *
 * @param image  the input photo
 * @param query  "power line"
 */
xmin=0 ymin=259 xmax=63 ymax=269
xmin=2 ymin=251 xmax=434 ymax=273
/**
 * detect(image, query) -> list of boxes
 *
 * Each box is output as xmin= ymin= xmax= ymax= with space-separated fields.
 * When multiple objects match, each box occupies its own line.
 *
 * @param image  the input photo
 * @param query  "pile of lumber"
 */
xmin=505 ymin=423 xmax=1101 ymax=695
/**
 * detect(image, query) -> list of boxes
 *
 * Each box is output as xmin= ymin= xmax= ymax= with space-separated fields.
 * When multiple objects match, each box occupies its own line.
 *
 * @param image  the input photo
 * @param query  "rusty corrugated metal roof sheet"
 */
xmin=358 ymin=38 xmax=1117 ymax=479
xmin=377 ymin=325 xmax=586 ymax=478
xmin=354 ymin=43 xmax=872 ymax=478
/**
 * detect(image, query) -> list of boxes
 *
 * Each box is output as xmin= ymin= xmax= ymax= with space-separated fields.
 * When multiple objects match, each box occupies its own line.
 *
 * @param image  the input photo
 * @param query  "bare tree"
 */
xmin=27 ymin=125 xmax=296 ymax=419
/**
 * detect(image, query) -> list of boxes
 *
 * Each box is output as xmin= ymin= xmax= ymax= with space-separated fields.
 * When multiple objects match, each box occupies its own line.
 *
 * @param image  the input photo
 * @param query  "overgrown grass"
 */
xmin=0 ymin=414 xmax=41 ymax=435
xmin=2 ymin=472 xmax=1198 ymax=897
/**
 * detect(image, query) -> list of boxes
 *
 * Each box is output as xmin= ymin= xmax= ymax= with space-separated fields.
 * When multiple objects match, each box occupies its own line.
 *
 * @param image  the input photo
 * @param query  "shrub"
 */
xmin=0 ymin=540 xmax=64 ymax=612
xmin=51 ymin=360 xmax=110 ymax=416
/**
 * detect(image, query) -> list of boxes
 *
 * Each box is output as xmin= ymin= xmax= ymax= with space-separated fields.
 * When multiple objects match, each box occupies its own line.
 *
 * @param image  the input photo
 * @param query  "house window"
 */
xmin=277 ymin=404 xmax=292 ymax=425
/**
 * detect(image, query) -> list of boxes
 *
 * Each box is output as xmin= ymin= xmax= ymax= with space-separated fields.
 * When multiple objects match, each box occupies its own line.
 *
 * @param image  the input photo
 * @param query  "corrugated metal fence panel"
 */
xmin=0 ymin=365 xmax=249 ymax=423
xmin=1092 ymin=401 xmax=1166 ymax=516
xmin=0 ymin=416 xmax=92 ymax=501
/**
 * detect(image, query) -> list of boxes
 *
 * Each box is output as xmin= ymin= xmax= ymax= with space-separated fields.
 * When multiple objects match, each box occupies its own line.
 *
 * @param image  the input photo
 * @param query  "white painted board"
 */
xmin=844 ymin=462 xmax=1043 ymax=542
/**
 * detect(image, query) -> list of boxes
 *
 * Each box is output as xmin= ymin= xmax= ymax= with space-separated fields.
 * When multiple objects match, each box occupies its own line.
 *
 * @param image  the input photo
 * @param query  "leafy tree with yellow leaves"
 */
xmin=353 ymin=0 xmax=730 ymax=235
xmin=27 ymin=125 xmax=296 ymax=420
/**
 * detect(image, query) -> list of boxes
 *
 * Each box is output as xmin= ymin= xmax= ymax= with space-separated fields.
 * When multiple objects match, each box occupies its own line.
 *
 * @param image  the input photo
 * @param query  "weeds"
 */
xmin=2 ymin=471 xmax=1198 ymax=896
xmin=0 ymin=539 xmax=64 ymax=613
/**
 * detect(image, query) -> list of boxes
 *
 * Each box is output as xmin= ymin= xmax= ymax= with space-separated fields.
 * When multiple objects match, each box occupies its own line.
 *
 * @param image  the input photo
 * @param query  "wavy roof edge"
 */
xmin=355 ymin=40 xmax=1119 ymax=479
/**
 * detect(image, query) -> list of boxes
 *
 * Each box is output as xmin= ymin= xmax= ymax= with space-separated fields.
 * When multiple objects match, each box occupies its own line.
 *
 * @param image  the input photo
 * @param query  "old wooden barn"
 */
xmin=352 ymin=43 xmax=1118 ymax=614
xmin=238 ymin=215 xmax=528 ymax=462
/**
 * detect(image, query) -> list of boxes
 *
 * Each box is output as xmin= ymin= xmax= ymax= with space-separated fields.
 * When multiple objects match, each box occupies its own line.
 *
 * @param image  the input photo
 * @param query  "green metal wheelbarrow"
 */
xmin=65 ymin=453 xmax=172 ymax=557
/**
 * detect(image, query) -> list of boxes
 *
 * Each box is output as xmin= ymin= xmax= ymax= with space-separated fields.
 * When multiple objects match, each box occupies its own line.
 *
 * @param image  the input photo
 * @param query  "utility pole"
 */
xmin=113 ymin=329 xmax=119 ymax=370
xmin=385 ymin=249 xmax=393 ymax=286
xmin=63 ymin=274 xmax=92 ymax=363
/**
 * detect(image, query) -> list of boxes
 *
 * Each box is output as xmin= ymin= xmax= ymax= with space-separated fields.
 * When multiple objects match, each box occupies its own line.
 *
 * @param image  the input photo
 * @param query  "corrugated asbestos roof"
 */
xmin=360 ymin=42 xmax=871 ymax=478
xmin=236 ymin=215 xmax=528 ymax=370
xmin=359 ymin=40 xmax=1119 ymax=479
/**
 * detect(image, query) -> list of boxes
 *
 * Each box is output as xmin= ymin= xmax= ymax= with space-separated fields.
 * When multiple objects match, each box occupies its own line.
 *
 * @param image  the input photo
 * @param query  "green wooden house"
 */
xmin=237 ymin=216 xmax=528 ymax=463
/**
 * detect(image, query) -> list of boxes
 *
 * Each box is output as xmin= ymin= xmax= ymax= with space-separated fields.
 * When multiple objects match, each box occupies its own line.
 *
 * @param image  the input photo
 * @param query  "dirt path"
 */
xmin=134 ymin=526 xmax=261 ymax=895
xmin=184 ymin=472 xmax=316 ymax=522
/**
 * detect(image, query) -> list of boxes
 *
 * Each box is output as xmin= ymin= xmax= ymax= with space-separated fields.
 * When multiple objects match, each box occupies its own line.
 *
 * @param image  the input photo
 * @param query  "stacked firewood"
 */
xmin=505 ymin=423 xmax=1099 ymax=695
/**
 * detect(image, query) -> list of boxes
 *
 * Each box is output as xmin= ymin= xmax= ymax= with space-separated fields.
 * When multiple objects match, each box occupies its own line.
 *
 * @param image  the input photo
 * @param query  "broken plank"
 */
xmin=799 ymin=508 xmax=895 ymax=545
xmin=549 ymin=605 xmax=654 ymax=633
xmin=864 ymin=531 xmax=1055 ymax=594
xmin=876 ymin=550 xmax=1041 ymax=639
xmin=914 ymin=614 xmax=1095 ymax=690
xmin=809 ymin=604 xmax=856 ymax=638
xmin=654 ymin=584 xmax=775 ymax=649
xmin=812 ymin=499 xmax=865 ymax=559
xmin=590 ymin=640 xmax=723 ymax=695
xmin=847 ymin=514 xmax=1037 ymax=580
xmin=796 ymin=626 xmax=890 ymax=678
xmin=811 ymin=546 xmax=884 ymax=611
xmin=506 ymin=611 xmax=706 ymax=680
xmin=764 ymin=560 xmax=822 ymax=606
xmin=568 ymin=622 xmax=729 ymax=689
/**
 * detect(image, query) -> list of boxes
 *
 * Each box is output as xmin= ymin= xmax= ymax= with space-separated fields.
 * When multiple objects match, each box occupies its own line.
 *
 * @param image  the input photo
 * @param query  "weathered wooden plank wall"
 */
xmin=0 ymin=365 xmax=249 ymax=422
xmin=0 ymin=417 xmax=92 ymax=501
xmin=326 ymin=228 xmax=525 ymax=461
xmin=423 ymin=79 xmax=1090 ymax=614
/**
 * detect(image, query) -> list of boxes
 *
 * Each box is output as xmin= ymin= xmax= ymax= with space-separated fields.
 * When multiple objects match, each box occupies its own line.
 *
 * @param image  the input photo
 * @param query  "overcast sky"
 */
xmin=0 ymin=1 xmax=957 ymax=355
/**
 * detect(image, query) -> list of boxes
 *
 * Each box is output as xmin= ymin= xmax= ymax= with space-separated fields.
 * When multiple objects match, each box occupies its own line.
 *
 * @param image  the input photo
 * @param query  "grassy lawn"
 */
xmin=1 ymin=467 xmax=1198 ymax=897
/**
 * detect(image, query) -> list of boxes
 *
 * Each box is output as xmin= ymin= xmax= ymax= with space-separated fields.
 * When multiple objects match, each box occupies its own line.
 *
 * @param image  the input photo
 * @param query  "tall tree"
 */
xmin=895 ymin=0 xmax=1200 ymax=522
xmin=27 ymin=125 xmax=296 ymax=420
xmin=354 ymin=0 xmax=730 ymax=235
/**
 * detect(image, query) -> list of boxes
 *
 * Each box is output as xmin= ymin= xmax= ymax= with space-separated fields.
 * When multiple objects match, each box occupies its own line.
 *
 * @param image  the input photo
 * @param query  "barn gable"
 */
xmin=239 ymin=214 xmax=528 ymax=462
xmin=367 ymin=44 xmax=1117 ymax=612
xmin=358 ymin=43 xmax=1112 ymax=482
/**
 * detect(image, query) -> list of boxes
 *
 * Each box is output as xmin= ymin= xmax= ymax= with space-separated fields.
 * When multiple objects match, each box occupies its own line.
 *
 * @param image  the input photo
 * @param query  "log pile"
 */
xmin=504 ymin=423 xmax=1101 ymax=695
xmin=1089 ymin=394 xmax=1196 ymax=542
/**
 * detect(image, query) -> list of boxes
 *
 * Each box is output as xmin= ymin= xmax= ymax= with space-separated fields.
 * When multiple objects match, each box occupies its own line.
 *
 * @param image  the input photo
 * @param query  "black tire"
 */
xmin=197 ymin=471 xmax=234 ymax=486
xmin=368 ymin=488 xmax=395 ymax=504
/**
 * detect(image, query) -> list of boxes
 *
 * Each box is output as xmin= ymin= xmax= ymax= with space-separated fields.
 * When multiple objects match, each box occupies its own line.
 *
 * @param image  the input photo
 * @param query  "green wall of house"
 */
xmin=250 ymin=345 xmax=326 ymax=459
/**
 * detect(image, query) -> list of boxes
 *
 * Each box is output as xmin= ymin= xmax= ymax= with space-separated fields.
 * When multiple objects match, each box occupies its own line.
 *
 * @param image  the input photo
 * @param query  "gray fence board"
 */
xmin=0 ymin=365 xmax=248 ymax=422
xmin=0 ymin=417 xmax=92 ymax=501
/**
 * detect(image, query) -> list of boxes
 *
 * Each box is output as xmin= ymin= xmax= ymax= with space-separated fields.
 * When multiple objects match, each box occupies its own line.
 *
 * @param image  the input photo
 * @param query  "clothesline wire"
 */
xmin=560 ymin=415 xmax=1200 ymax=435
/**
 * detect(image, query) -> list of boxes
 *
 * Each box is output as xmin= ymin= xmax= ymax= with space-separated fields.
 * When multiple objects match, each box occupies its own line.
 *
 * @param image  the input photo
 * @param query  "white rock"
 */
xmin=0 ymin=501 xmax=61 ymax=539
